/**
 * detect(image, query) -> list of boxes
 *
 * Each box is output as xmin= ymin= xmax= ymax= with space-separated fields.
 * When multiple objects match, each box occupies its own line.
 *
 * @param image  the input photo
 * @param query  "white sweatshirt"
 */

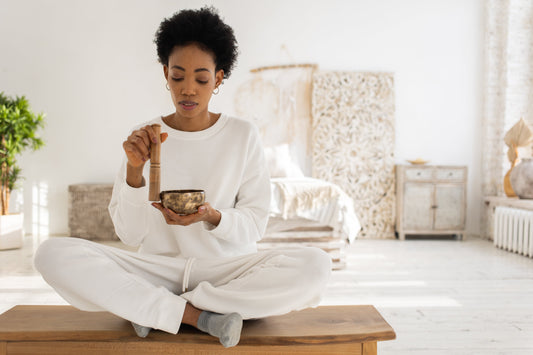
xmin=108 ymin=114 xmax=271 ymax=259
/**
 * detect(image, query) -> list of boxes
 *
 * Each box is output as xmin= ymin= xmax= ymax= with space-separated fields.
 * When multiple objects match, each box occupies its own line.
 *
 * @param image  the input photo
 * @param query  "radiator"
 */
xmin=494 ymin=206 xmax=533 ymax=257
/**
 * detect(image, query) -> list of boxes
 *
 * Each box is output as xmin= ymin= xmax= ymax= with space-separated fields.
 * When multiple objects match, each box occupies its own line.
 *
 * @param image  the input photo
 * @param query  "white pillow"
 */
xmin=264 ymin=144 xmax=304 ymax=178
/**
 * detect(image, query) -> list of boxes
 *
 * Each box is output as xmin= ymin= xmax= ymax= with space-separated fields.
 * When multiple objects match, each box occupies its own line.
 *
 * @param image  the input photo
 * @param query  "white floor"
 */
xmin=1 ymin=235 xmax=533 ymax=354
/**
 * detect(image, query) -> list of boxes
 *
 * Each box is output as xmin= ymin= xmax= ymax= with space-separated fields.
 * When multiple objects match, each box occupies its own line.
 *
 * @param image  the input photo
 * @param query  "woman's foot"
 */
xmin=197 ymin=311 xmax=243 ymax=348
xmin=131 ymin=322 xmax=151 ymax=338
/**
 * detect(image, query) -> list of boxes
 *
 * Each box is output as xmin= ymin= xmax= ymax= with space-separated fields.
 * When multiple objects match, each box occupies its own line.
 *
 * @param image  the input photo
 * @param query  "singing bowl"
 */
xmin=160 ymin=190 xmax=205 ymax=215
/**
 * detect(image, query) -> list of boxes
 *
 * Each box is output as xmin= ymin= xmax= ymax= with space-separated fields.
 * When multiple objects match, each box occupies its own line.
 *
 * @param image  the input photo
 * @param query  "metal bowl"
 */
xmin=159 ymin=189 xmax=205 ymax=215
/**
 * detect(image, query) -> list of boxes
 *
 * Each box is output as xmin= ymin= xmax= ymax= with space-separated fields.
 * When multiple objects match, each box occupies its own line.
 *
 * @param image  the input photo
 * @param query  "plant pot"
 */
xmin=510 ymin=158 xmax=533 ymax=199
xmin=0 ymin=213 xmax=24 ymax=250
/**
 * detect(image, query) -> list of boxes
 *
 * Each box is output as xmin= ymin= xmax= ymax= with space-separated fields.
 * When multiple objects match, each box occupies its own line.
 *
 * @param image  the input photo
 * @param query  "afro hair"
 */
xmin=154 ymin=6 xmax=238 ymax=79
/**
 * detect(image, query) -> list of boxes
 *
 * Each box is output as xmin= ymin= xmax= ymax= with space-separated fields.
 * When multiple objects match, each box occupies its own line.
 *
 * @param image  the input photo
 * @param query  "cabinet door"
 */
xmin=434 ymin=184 xmax=465 ymax=230
xmin=403 ymin=183 xmax=433 ymax=230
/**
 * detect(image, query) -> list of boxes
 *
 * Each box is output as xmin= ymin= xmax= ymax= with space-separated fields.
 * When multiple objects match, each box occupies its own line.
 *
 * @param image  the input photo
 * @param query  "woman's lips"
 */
xmin=179 ymin=101 xmax=198 ymax=111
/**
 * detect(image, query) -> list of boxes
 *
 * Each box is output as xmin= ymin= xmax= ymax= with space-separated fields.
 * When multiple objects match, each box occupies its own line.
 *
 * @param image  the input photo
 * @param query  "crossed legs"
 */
xmin=35 ymin=237 xmax=331 ymax=347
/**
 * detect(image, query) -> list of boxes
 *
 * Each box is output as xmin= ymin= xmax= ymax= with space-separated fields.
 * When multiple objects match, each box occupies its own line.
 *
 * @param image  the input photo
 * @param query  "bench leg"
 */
xmin=363 ymin=341 xmax=377 ymax=355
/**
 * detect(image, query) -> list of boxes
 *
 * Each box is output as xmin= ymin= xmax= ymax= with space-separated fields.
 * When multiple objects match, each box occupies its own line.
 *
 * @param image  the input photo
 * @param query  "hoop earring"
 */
xmin=166 ymin=83 xmax=170 ymax=91
xmin=213 ymin=87 xmax=220 ymax=95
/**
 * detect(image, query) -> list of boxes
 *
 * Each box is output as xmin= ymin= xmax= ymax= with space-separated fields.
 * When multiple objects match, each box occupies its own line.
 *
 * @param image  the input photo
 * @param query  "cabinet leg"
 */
xmin=399 ymin=233 xmax=405 ymax=240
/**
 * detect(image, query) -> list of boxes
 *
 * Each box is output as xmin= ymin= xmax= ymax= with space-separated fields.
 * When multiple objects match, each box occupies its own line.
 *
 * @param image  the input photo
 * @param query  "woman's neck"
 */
xmin=163 ymin=112 xmax=220 ymax=132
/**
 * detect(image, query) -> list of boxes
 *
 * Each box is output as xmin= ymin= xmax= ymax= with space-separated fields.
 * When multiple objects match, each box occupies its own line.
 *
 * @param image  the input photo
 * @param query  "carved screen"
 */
xmin=312 ymin=71 xmax=395 ymax=238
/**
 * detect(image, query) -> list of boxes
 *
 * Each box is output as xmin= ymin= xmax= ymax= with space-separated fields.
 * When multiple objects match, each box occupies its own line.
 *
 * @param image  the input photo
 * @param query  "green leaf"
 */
xmin=0 ymin=93 xmax=45 ymax=213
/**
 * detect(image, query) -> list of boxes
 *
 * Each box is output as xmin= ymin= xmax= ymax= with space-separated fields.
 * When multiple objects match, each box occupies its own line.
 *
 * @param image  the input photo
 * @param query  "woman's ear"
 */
xmin=215 ymin=69 xmax=224 ymax=87
xmin=163 ymin=65 xmax=169 ymax=80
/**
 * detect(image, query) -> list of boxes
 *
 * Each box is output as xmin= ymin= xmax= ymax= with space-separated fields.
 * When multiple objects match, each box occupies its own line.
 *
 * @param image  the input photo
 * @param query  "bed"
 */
xmin=257 ymin=144 xmax=361 ymax=269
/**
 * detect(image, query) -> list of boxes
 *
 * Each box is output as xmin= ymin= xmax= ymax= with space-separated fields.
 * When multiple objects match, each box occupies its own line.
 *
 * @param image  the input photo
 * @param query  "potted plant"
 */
xmin=0 ymin=92 xmax=45 ymax=250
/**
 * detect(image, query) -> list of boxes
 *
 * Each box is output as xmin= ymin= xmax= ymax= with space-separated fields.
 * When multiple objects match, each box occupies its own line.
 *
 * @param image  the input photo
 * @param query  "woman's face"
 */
xmin=164 ymin=43 xmax=224 ymax=121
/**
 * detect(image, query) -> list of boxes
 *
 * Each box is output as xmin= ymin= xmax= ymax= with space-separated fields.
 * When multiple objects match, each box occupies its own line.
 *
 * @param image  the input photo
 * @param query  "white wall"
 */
xmin=0 ymin=0 xmax=484 ymax=237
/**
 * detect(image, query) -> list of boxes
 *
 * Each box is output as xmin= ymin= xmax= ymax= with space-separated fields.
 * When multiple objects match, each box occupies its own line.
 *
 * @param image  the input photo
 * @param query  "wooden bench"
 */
xmin=0 ymin=305 xmax=395 ymax=354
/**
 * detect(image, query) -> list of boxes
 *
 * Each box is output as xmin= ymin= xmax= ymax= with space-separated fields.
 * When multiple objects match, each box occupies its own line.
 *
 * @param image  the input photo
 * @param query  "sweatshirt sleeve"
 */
xmin=204 ymin=127 xmax=271 ymax=245
xmin=108 ymin=159 xmax=150 ymax=247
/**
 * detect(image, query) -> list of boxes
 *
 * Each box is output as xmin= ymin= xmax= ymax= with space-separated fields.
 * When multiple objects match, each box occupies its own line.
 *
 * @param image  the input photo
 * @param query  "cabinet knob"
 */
xmin=431 ymin=205 xmax=438 ymax=209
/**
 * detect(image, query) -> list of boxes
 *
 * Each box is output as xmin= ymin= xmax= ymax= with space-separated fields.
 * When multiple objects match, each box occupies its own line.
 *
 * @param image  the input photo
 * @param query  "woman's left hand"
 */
xmin=151 ymin=202 xmax=221 ymax=227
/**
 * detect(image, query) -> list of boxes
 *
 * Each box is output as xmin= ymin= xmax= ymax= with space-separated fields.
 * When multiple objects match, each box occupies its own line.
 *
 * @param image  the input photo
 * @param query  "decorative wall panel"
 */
xmin=311 ymin=71 xmax=395 ymax=238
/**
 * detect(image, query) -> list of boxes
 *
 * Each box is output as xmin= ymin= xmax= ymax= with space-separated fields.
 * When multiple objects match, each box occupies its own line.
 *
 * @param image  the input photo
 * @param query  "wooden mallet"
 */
xmin=149 ymin=124 xmax=161 ymax=201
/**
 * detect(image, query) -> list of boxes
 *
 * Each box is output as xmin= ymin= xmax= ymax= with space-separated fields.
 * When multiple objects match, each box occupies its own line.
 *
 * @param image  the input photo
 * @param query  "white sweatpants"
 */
xmin=34 ymin=237 xmax=331 ymax=334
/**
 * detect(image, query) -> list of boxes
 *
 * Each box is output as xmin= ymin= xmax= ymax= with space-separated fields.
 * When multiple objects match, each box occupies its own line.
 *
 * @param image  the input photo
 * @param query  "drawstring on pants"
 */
xmin=182 ymin=257 xmax=196 ymax=293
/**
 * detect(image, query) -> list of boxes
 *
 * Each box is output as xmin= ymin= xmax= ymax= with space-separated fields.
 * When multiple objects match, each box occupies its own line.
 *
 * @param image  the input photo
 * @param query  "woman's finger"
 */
xmin=123 ymin=141 xmax=147 ymax=165
xmin=152 ymin=203 xmax=179 ymax=225
xmin=143 ymin=125 xmax=159 ymax=145
xmin=129 ymin=132 xmax=151 ymax=157
xmin=132 ymin=130 xmax=151 ymax=148
xmin=151 ymin=202 xmax=163 ymax=209
xmin=152 ymin=203 xmax=204 ymax=226
xmin=172 ymin=214 xmax=199 ymax=226
xmin=144 ymin=126 xmax=168 ymax=145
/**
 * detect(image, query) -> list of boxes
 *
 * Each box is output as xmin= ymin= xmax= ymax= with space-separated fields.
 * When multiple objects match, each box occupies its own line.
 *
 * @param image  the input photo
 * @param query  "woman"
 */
xmin=35 ymin=7 xmax=331 ymax=348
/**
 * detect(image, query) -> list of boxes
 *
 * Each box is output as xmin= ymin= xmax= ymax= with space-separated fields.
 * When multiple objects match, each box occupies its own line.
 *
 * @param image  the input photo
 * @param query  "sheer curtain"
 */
xmin=482 ymin=0 xmax=533 ymax=198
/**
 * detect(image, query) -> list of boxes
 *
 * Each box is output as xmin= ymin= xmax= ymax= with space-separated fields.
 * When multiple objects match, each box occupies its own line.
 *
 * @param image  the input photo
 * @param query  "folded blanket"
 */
xmin=270 ymin=177 xmax=361 ymax=242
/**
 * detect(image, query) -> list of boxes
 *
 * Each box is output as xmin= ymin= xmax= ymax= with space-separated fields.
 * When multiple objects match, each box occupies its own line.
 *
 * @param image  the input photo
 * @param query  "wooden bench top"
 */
xmin=0 ymin=305 xmax=395 ymax=354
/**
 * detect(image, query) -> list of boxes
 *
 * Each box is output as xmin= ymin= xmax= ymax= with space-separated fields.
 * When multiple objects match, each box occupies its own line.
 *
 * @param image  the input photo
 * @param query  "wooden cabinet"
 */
xmin=395 ymin=165 xmax=467 ymax=240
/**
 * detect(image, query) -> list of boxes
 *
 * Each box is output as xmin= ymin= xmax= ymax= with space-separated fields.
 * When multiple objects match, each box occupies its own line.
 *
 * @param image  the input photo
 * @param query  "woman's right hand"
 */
xmin=123 ymin=125 xmax=168 ymax=188
xmin=123 ymin=125 xmax=168 ymax=168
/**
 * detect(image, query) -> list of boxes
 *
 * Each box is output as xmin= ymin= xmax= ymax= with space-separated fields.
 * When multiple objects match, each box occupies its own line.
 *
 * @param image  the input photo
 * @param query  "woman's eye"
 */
xmin=170 ymin=78 xmax=207 ymax=84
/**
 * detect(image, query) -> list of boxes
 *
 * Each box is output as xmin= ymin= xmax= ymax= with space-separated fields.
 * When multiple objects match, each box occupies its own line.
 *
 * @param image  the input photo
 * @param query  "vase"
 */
xmin=0 ymin=213 xmax=24 ymax=250
xmin=504 ymin=168 xmax=517 ymax=197
xmin=510 ymin=158 xmax=533 ymax=199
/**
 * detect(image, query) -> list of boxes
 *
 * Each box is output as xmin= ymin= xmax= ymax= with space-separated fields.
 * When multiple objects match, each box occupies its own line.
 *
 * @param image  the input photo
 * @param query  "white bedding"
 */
xmin=268 ymin=177 xmax=361 ymax=243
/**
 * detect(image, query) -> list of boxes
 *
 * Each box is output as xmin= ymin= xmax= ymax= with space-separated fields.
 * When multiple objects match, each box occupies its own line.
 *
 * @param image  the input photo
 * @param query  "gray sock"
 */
xmin=131 ymin=322 xmax=151 ymax=338
xmin=197 ymin=311 xmax=243 ymax=348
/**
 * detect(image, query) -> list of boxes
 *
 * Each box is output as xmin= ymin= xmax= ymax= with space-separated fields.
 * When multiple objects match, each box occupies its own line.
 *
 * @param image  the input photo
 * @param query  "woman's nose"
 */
xmin=180 ymin=79 xmax=196 ymax=96
xmin=181 ymin=87 xmax=195 ymax=95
